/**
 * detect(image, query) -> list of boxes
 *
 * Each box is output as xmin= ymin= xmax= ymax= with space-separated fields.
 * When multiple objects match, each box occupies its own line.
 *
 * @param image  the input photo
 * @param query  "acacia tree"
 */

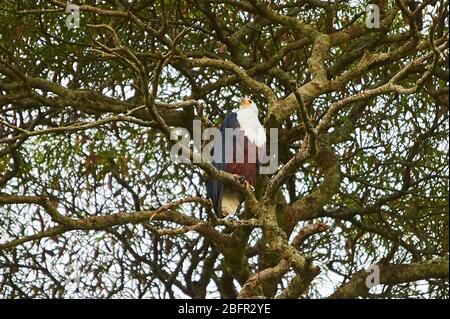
xmin=0 ymin=0 xmax=448 ymax=299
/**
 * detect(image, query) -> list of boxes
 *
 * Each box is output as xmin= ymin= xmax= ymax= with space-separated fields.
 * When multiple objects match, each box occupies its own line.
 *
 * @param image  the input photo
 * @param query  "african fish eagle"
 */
xmin=206 ymin=98 xmax=266 ymax=216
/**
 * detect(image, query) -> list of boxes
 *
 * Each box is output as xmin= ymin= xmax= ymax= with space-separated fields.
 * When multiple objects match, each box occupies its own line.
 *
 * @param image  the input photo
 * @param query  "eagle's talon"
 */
xmin=234 ymin=174 xmax=246 ymax=184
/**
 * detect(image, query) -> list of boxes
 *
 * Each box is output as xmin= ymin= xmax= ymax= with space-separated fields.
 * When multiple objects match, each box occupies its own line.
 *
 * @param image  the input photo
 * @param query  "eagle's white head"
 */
xmin=239 ymin=97 xmax=258 ymax=115
xmin=237 ymin=97 xmax=266 ymax=148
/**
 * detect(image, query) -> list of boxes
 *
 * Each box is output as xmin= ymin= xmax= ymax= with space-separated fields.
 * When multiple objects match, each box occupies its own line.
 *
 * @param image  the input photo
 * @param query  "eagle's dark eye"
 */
xmin=248 ymin=99 xmax=253 ymax=104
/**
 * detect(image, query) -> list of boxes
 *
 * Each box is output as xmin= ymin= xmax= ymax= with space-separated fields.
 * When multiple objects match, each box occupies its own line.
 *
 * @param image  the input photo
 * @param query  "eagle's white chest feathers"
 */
xmin=236 ymin=104 xmax=266 ymax=148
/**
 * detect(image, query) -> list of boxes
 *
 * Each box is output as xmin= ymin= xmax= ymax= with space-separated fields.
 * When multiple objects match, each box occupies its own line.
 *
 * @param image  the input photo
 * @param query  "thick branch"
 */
xmin=329 ymin=258 xmax=449 ymax=299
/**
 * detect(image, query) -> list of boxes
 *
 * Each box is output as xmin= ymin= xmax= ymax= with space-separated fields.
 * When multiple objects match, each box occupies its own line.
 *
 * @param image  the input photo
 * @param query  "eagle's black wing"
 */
xmin=206 ymin=112 xmax=239 ymax=215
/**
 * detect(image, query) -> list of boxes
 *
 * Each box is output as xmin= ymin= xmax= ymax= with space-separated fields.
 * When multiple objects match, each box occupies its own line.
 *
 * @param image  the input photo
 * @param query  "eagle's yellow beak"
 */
xmin=240 ymin=98 xmax=253 ymax=108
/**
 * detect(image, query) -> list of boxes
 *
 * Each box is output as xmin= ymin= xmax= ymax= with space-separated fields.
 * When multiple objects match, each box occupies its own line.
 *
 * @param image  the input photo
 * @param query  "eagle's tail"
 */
xmin=221 ymin=188 xmax=241 ymax=216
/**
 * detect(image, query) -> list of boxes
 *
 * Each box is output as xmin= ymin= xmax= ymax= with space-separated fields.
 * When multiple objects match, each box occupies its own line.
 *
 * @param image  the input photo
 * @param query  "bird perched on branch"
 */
xmin=206 ymin=98 xmax=266 ymax=217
